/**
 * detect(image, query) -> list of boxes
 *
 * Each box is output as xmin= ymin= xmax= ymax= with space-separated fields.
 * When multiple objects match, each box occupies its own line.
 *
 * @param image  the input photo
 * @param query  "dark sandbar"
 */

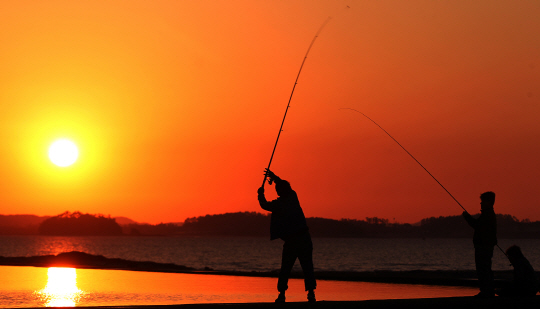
xmin=0 ymin=251 xmax=518 ymax=287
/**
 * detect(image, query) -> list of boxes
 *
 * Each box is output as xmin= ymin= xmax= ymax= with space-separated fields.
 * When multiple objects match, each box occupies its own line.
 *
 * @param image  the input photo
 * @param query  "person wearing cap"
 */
xmin=258 ymin=169 xmax=316 ymax=303
xmin=463 ymin=191 xmax=497 ymax=298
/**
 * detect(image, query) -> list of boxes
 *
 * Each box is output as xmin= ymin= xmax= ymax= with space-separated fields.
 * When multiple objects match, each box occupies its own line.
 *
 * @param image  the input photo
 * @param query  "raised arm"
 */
xmin=462 ymin=211 xmax=477 ymax=229
xmin=258 ymin=186 xmax=273 ymax=212
xmin=265 ymin=168 xmax=282 ymax=184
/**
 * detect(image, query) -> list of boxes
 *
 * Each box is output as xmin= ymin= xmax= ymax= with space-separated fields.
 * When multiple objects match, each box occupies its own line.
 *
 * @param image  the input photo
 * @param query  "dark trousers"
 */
xmin=475 ymin=246 xmax=494 ymax=293
xmin=277 ymin=232 xmax=316 ymax=292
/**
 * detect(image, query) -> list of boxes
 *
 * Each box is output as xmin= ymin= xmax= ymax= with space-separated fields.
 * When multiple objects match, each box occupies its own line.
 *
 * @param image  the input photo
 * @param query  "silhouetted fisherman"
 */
xmin=496 ymin=245 xmax=539 ymax=297
xmin=258 ymin=169 xmax=316 ymax=303
xmin=462 ymin=191 xmax=497 ymax=298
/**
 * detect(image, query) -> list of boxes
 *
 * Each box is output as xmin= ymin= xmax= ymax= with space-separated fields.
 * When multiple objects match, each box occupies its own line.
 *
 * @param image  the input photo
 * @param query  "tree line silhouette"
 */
xmin=38 ymin=211 xmax=123 ymax=236
xmin=124 ymin=212 xmax=540 ymax=238
xmin=0 ymin=211 xmax=539 ymax=238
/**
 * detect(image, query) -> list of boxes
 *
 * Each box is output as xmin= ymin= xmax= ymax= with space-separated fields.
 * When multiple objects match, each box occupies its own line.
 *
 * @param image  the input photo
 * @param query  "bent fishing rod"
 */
xmin=262 ymin=17 xmax=332 ymax=187
xmin=340 ymin=108 xmax=507 ymax=257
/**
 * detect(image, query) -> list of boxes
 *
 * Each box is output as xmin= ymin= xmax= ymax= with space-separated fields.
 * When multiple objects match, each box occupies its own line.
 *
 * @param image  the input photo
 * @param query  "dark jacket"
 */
xmin=258 ymin=188 xmax=308 ymax=241
xmin=463 ymin=209 xmax=497 ymax=247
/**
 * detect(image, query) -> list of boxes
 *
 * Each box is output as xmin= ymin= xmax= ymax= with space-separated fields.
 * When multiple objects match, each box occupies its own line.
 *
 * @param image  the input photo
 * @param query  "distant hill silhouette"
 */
xmin=182 ymin=212 xmax=269 ymax=236
xmin=125 ymin=212 xmax=540 ymax=238
xmin=38 ymin=211 xmax=123 ymax=236
xmin=0 ymin=214 xmax=50 ymax=235
xmin=176 ymin=212 xmax=540 ymax=238
xmin=0 ymin=214 xmax=136 ymax=235
xmin=0 ymin=214 xmax=50 ymax=226
xmin=2 ymin=211 xmax=540 ymax=238
xmin=113 ymin=216 xmax=139 ymax=225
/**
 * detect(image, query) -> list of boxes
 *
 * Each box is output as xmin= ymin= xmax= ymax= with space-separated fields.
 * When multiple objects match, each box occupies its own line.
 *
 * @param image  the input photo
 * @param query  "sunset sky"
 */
xmin=1 ymin=1 xmax=538 ymax=224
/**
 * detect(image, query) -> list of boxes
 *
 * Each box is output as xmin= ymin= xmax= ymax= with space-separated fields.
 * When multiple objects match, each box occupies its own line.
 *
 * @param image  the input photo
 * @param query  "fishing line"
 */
xmin=262 ymin=17 xmax=332 ymax=187
xmin=340 ymin=108 xmax=508 ymax=256
xmin=340 ymin=108 xmax=466 ymax=211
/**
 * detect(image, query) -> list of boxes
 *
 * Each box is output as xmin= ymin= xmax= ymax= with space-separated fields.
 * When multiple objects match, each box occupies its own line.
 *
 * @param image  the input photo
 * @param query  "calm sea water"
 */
xmin=0 ymin=236 xmax=538 ymax=272
xmin=0 ymin=236 xmax=527 ymax=307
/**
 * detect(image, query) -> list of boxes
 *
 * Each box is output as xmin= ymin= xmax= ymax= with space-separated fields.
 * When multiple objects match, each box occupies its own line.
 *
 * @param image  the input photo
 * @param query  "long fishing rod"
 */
xmin=262 ymin=17 xmax=332 ymax=187
xmin=340 ymin=108 xmax=508 ymax=257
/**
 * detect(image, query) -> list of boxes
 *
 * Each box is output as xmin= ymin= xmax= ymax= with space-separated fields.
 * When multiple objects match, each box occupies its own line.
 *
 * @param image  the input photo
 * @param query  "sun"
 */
xmin=48 ymin=139 xmax=79 ymax=167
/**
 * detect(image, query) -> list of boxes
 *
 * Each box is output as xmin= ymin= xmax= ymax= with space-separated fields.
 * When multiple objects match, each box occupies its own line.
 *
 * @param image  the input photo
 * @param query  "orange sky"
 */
xmin=0 ymin=1 xmax=539 ymax=224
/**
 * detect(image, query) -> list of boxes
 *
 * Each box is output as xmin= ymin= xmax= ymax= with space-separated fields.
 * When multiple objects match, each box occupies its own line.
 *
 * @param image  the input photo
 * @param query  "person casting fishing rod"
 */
xmin=340 ymin=109 xmax=510 ymax=297
xmin=258 ymin=169 xmax=316 ymax=303
xmin=462 ymin=191 xmax=497 ymax=298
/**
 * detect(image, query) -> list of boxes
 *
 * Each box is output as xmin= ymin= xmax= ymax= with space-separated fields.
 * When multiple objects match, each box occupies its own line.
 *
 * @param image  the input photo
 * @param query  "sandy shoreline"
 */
xmin=14 ymin=297 xmax=540 ymax=309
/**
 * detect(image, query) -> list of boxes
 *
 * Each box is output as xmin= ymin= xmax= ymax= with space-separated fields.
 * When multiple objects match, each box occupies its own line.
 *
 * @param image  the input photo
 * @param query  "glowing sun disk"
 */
xmin=48 ymin=139 xmax=79 ymax=167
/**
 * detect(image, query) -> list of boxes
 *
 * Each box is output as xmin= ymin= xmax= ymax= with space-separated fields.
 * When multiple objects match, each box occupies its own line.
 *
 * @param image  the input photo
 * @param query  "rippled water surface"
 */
xmin=0 ymin=266 xmax=477 ymax=307
xmin=0 ymin=236 xmax=537 ymax=272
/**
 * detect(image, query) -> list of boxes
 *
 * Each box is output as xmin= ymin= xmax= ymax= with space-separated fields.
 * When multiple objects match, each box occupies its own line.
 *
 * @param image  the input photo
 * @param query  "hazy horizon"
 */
xmin=0 ymin=209 xmax=535 ymax=226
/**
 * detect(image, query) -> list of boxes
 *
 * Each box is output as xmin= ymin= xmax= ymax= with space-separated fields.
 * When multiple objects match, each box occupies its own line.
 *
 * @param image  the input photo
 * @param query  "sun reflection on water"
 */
xmin=36 ymin=267 xmax=84 ymax=307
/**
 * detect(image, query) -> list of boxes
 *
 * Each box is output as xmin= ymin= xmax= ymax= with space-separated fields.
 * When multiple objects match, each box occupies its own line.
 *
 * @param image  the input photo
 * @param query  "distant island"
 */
xmin=1 ymin=211 xmax=539 ymax=238
xmin=38 ymin=211 xmax=123 ymax=236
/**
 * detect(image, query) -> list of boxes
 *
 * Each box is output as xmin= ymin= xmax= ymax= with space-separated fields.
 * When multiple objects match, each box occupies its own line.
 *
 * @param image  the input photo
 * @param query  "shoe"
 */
xmin=307 ymin=290 xmax=316 ymax=303
xmin=275 ymin=293 xmax=285 ymax=303
xmin=474 ymin=291 xmax=495 ymax=298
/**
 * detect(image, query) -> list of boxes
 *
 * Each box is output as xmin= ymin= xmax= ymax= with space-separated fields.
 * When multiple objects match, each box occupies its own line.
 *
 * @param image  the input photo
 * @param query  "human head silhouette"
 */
xmin=275 ymin=179 xmax=292 ymax=197
xmin=480 ymin=191 xmax=495 ymax=212
xmin=506 ymin=245 xmax=524 ymax=265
